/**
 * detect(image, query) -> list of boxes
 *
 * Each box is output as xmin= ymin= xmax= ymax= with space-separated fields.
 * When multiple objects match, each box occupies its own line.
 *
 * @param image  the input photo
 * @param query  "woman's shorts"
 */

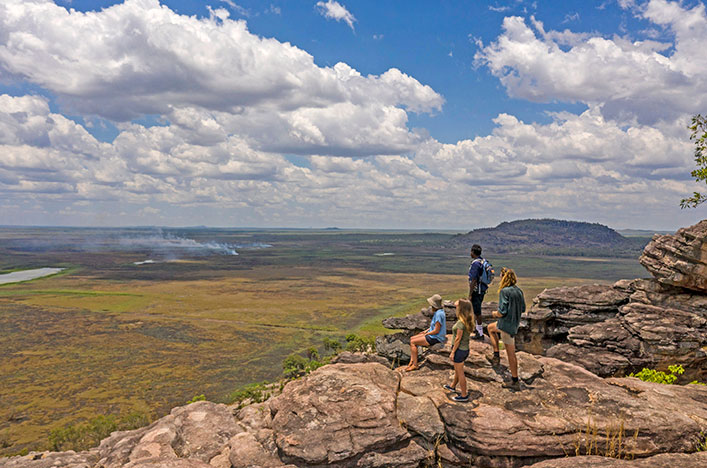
xmin=500 ymin=330 xmax=515 ymax=346
xmin=425 ymin=336 xmax=442 ymax=346
xmin=453 ymin=349 xmax=469 ymax=363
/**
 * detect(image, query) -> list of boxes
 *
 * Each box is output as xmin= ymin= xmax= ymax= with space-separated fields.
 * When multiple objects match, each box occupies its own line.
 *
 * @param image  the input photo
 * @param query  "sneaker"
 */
xmin=451 ymin=394 xmax=469 ymax=402
xmin=443 ymin=384 xmax=458 ymax=393
xmin=502 ymin=380 xmax=521 ymax=391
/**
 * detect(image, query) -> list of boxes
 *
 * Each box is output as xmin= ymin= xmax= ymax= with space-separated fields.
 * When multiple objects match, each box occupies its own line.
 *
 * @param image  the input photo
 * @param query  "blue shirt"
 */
xmin=468 ymin=258 xmax=488 ymax=294
xmin=428 ymin=309 xmax=447 ymax=342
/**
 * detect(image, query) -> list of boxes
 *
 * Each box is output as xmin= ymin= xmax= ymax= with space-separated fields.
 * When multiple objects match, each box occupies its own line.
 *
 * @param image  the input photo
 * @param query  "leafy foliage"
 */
xmin=227 ymin=382 xmax=272 ymax=408
xmin=187 ymin=394 xmax=206 ymax=404
xmin=681 ymin=114 xmax=707 ymax=208
xmin=282 ymin=353 xmax=326 ymax=379
xmin=629 ymin=365 xmax=684 ymax=385
xmin=322 ymin=337 xmax=342 ymax=353
xmin=344 ymin=333 xmax=376 ymax=352
xmin=48 ymin=411 xmax=150 ymax=452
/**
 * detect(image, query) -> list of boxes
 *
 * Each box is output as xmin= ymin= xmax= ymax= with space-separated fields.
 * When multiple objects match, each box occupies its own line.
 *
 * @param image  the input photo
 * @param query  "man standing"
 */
xmin=468 ymin=244 xmax=486 ymax=340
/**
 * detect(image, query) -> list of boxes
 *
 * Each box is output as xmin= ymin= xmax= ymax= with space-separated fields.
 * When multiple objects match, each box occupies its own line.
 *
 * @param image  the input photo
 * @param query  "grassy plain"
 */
xmin=0 ymin=227 xmax=648 ymax=455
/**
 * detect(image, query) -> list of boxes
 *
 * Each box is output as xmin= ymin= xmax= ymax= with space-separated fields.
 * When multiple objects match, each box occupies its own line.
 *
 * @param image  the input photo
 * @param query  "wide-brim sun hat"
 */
xmin=427 ymin=294 xmax=442 ymax=309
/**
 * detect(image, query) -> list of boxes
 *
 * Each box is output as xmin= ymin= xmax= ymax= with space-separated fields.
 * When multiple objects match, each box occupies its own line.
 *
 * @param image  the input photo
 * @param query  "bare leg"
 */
xmin=505 ymin=343 xmax=518 ymax=378
xmin=454 ymin=362 xmax=467 ymax=397
xmin=407 ymin=334 xmax=428 ymax=370
xmin=487 ymin=322 xmax=500 ymax=353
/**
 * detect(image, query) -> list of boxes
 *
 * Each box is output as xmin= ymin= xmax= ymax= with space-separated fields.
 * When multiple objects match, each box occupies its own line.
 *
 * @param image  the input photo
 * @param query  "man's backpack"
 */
xmin=473 ymin=258 xmax=495 ymax=286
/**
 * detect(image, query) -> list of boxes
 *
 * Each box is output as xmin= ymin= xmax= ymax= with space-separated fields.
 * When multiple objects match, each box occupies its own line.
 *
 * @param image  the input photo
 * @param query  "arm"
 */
xmin=468 ymin=278 xmax=478 ymax=297
xmin=426 ymin=321 xmax=442 ymax=336
xmin=450 ymin=328 xmax=462 ymax=357
xmin=493 ymin=289 xmax=509 ymax=318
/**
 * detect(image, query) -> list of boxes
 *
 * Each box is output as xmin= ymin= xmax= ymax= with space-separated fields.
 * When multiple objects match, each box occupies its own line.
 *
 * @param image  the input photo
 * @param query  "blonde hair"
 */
xmin=456 ymin=298 xmax=475 ymax=332
xmin=498 ymin=268 xmax=517 ymax=292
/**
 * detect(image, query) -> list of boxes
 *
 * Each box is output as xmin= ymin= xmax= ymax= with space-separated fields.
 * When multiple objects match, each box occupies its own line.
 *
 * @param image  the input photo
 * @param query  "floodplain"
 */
xmin=0 ymin=227 xmax=649 ymax=455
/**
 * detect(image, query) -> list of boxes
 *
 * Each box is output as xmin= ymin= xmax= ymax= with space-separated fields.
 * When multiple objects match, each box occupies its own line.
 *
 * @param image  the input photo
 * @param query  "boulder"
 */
xmin=93 ymin=401 xmax=242 ymax=468
xmin=639 ymin=220 xmax=707 ymax=293
xmin=329 ymin=351 xmax=390 ymax=366
xmin=526 ymin=452 xmax=707 ymax=468
xmin=268 ymin=363 xmax=410 ymax=466
xmin=0 ymin=451 xmax=96 ymax=468
xmin=545 ymin=301 xmax=707 ymax=379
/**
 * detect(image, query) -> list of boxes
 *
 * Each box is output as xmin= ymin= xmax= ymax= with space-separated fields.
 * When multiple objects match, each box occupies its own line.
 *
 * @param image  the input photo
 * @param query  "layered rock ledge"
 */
xmin=3 ymin=339 xmax=706 ymax=468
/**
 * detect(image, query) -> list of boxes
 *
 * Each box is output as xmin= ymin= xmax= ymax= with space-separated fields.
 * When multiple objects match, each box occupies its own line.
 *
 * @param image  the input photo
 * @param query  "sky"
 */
xmin=1 ymin=0 xmax=706 ymax=230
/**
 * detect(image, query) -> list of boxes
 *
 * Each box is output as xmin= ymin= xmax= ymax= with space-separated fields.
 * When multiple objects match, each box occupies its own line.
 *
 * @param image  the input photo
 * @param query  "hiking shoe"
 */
xmin=502 ymin=380 xmax=521 ymax=391
xmin=451 ymin=394 xmax=469 ymax=402
xmin=472 ymin=333 xmax=485 ymax=341
xmin=443 ymin=384 xmax=458 ymax=393
xmin=490 ymin=353 xmax=501 ymax=366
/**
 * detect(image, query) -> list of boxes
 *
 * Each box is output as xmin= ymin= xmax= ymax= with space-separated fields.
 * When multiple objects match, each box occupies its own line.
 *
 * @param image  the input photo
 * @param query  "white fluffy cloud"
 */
xmin=0 ymin=0 xmax=704 ymax=229
xmin=0 ymin=0 xmax=441 ymax=157
xmin=316 ymin=1 xmax=356 ymax=30
xmin=475 ymin=0 xmax=707 ymax=124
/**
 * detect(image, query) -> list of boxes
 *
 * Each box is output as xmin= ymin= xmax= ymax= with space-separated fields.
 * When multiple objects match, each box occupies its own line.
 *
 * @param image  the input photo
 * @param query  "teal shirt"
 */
xmin=497 ymin=285 xmax=525 ymax=336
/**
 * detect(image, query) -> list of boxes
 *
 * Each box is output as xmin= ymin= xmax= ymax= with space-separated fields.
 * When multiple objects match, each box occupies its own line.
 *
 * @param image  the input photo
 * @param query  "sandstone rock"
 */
xmin=94 ymin=401 xmax=242 ymax=468
xmin=546 ymin=301 xmax=707 ymax=378
xmin=354 ymin=439 xmax=429 ymax=468
xmin=268 ymin=363 xmax=409 ymax=466
xmin=639 ymin=219 xmax=707 ymax=293
xmin=396 ymin=392 xmax=445 ymax=441
xmin=400 ymin=356 xmax=707 ymax=467
xmin=525 ymin=284 xmax=630 ymax=337
xmin=619 ymin=278 xmax=707 ymax=317
xmin=527 ymin=451 xmax=707 ymax=468
xmin=123 ymin=458 xmax=213 ymax=468
xmin=0 ymin=451 xmax=96 ymax=468
xmin=330 ymin=351 xmax=390 ymax=366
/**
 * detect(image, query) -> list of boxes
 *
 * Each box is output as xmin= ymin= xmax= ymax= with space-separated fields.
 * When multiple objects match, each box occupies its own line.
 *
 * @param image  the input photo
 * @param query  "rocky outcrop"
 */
xmin=639 ymin=220 xmax=707 ymax=293
xmin=526 ymin=452 xmax=707 ymax=468
xmin=6 ymin=341 xmax=706 ymax=468
xmin=517 ymin=222 xmax=707 ymax=381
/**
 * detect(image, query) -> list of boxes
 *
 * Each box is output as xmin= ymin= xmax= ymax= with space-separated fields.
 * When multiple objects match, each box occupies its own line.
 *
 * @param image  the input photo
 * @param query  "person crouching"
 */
xmin=405 ymin=294 xmax=446 ymax=372
xmin=444 ymin=298 xmax=474 ymax=402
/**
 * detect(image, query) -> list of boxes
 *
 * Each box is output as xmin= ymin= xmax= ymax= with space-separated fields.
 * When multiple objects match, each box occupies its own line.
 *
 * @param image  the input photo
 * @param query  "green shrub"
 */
xmin=689 ymin=380 xmax=706 ymax=386
xmin=629 ymin=365 xmax=684 ymax=385
xmin=48 ymin=411 xmax=149 ymax=452
xmin=345 ymin=333 xmax=375 ymax=353
xmin=323 ymin=337 xmax=342 ymax=353
xmin=306 ymin=346 xmax=319 ymax=360
xmin=283 ymin=352 xmax=327 ymax=379
xmin=227 ymin=382 xmax=271 ymax=408
xmin=187 ymin=394 xmax=206 ymax=404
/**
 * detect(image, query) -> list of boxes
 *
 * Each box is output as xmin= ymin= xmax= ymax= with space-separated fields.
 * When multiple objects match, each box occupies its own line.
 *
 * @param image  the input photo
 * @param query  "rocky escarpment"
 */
xmin=4 ymin=340 xmax=707 ymax=468
xmin=639 ymin=219 xmax=707 ymax=293
xmin=514 ymin=220 xmax=707 ymax=382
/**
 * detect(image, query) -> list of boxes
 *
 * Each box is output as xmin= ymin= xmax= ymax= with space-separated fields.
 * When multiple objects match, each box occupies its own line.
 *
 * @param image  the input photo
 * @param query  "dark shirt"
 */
xmin=468 ymin=258 xmax=488 ymax=294
xmin=497 ymin=285 xmax=525 ymax=336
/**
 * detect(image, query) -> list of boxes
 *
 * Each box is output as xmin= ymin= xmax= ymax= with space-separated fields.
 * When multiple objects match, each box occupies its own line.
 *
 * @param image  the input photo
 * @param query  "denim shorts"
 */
xmin=425 ymin=335 xmax=442 ymax=346
xmin=453 ymin=348 xmax=470 ymax=363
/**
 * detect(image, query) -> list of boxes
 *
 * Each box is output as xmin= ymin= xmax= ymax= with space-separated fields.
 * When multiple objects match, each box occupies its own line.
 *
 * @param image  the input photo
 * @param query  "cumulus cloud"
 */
xmin=475 ymin=0 xmax=707 ymax=124
xmin=316 ymin=1 xmax=356 ymax=30
xmin=0 ymin=0 xmax=704 ymax=230
xmin=0 ymin=0 xmax=441 ymax=158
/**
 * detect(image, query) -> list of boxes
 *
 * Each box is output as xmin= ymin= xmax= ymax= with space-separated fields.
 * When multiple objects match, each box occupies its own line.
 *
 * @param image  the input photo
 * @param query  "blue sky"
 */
xmin=1 ymin=0 xmax=706 ymax=230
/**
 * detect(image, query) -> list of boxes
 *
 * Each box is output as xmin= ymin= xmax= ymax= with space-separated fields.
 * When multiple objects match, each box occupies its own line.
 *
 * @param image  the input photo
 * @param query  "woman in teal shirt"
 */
xmin=488 ymin=268 xmax=525 ymax=391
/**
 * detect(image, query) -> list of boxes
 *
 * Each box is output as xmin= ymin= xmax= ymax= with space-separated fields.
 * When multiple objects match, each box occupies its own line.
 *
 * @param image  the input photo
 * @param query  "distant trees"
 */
xmin=680 ymin=114 xmax=707 ymax=209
